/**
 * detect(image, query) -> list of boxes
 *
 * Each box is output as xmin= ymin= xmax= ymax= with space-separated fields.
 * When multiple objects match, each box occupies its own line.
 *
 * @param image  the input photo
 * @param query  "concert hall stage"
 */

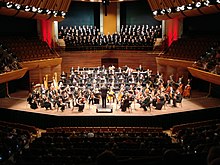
xmin=0 ymin=90 xmax=220 ymax=130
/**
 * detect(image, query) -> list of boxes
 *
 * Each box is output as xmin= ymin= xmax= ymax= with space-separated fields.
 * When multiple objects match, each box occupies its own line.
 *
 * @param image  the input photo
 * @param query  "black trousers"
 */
xmin=102 ymin=96 xmax=106 ymax=108
xmin=78 ymin=104 xmax=84 ymax=112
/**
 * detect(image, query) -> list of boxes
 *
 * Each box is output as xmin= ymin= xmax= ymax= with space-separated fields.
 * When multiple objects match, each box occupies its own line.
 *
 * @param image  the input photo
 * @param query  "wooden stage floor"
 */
xmin=0 ymin=90 xmax=220 ymax=117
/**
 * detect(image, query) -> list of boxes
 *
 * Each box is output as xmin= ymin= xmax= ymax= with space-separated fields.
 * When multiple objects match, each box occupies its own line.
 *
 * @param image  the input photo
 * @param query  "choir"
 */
xmin=59 ymin=24 xmax=162 ymax=50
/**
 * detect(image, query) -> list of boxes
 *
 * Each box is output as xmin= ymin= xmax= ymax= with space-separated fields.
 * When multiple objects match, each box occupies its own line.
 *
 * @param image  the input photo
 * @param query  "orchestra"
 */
xmin=27 ymin=65 xmax=190 ymax=112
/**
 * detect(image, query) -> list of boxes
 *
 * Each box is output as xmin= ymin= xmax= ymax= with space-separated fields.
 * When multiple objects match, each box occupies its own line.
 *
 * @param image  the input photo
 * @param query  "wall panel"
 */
xmin=103 ymin=3 xmax=117 ymax=34
xmin=60 ymin=50 xmax=158 ymax=74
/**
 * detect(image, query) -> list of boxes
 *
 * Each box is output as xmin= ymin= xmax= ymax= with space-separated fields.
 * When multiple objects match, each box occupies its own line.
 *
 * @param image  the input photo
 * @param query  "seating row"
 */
xmin=46 ymin=126 xmax=163 ymax=134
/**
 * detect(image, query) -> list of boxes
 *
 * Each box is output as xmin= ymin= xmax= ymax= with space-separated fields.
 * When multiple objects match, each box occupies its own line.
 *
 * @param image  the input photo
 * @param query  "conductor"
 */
xmin=100 ymin=83 xmax=108 ymax=108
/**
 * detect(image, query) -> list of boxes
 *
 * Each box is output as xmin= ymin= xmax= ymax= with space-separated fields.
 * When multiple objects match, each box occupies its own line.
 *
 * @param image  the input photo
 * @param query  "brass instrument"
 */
xmin=43 ymin=74 xmax=48 ymax=90
xmin=53 ymin=72 xmax=59 ymax=90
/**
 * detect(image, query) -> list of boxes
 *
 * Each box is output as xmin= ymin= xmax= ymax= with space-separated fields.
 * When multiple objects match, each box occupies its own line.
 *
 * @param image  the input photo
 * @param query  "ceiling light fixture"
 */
xmin=180 ymin=5 xmax=185 ymax=11
xmin=166 ymin=8 xmax=172 ymax=13
xmin=204 ymin=0 xmax=210 ymax=6
xmin=15 ymin=3 xmax=21 ymax=10
xmin=176 ymin=6 xmax=181 ymax=12
xmin=186 ymin=4 xmax=193 ymax=10
xmin=6 ymin=2 xmax=13 ymax=8
xmin=53 ymin=10 xmax=58 ymax=17
xmin=46 ymin=9 xmax=51 ymax=15
xmin=24 ymin=6 xmax=31 ymax=12
xmin=195 ymin=2 xmax=202 ymax=8
xmin=160 ymin=9 xmax=165 ymax=15
xmin=61 ymin=11 xmax=66 ymax=17
xmin=32 ymin=6 xmax=37 ymax=12
xmin=37 ymin=8 xmax=43 ymax=13
xmin=153 ymin=10 xmax=158 ymax=16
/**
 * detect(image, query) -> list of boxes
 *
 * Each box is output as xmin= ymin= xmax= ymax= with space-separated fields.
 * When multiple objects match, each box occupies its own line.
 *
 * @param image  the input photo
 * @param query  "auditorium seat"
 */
xmin=100 ymin=127 xmax=109 ymax=133
xmin=161 ymin=37 xmax=219 ymax=61
xmin=10 ymin=122 xmax=220 ymax=165
xmin=176 ymin=97 xmax=183 ymax=107
xmin=108 ymin=126 xmax=117 ymax=132
xmin=0 ymin=36 xmax=59 ymax=62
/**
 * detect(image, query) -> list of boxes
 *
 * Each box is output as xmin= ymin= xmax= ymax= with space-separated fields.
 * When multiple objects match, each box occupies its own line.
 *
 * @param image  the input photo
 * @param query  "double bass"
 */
xmin=177 ymin=83 xmax=184 ymax=95
xmin=183 ymin=79 xmax=191 ymax=98
xmin=183 ymin=84 xmax=191 ymax=98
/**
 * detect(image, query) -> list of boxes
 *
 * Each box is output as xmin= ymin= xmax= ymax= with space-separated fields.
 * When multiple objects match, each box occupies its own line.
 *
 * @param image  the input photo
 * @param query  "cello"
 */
xmin=183 ymin=79 xmax=191 ymax=98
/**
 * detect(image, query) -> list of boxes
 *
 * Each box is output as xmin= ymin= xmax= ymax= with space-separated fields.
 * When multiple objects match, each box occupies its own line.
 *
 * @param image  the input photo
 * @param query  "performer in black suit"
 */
xmin=100 ymin=84 xmax=108 ymax=108
xmin=30 ymin=96 xmax=38 ymax=110
xmin=76 ymin=97 xmax=85 ymax=112
xmin=120 ymin=95 xmax=131 ymax=112
xmin=140 ymin=94 xmax=152 ymax=111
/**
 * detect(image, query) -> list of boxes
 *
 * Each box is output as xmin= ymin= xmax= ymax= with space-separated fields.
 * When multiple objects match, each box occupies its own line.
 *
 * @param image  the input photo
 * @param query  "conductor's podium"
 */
xmin=96 ymin=105 xmax=113 ymax=113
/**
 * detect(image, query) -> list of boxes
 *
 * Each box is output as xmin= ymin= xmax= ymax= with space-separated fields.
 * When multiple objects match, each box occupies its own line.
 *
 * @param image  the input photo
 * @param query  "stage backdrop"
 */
xmin=120 ymin=0 xmax=161 ymax=27
xmin=59 ymin=0 xmax=161 ymax=31
xmin=58 ymin=2 xmax=100 ymax=28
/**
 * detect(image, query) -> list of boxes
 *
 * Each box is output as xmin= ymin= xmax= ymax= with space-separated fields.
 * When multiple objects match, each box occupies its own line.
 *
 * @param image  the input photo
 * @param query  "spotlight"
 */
xmin=176 ymin=6 xmax=181 ymax=12
xmin=37 ymin=8 xmax=43 ymax=13
xmin=180 ymin=5 xmax=185 ymax=11
xmin=204 ymin=0 xmax=210 ymax=6
xmin=186 ymin=4 xmax=193 ymax=10
xmin=153 ymin=10 xmax=158 ymax=16
xmin=195 ymin=2 xmax=202 ymax=8
xmin=15 ymin=3 xmax=21 ymax=10
xmin=46 ymin=9 xmax=51 ymax=15
xmin=61 ymin=11 xmax=66 ymax=17
xmin=53 ymin=10 xmax=58 ymax=17
xmin=166 ymin=8 xmax=172 ymax=13
xmin=32 ymin=6 xmax=37 ymax=12
xmin=6 ymin=2 xmax=13 ymax=8
xmin=216 ymin=0 xmax=220 ymax=3
xmin=102 ymin=0 xmax=109 ymax=5
xmin=160 ymin=9 xmax=165 ymax=15
xmin=24 ymin=6 xmax=31 ymax=12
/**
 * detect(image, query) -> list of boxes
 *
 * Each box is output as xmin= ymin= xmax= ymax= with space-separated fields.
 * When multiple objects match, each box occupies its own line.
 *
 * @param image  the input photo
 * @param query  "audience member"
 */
xmin=163 ymin=149 xmax=182 ymax=165
xmin=207 ymin=145 xmax=220 ymax=165
xmin=96 ymin=150 xmax=117 ymax=165
xmin=193 ymin=45 xmax=220 ymax=75
xmin=88 ymin=129 xmax=95 ymax=138
xmin=0 ymin=44 xmax=21 ymax=74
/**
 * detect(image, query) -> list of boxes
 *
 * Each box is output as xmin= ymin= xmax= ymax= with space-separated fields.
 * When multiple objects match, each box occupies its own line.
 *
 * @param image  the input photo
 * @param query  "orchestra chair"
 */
xmin=121 ymin=99 xmax=132 ymax=113
xmin=160 ymin=99 xmax=166 ymax=110
xmin=128 ymin=103 xmax=132 ymax=113
xmin=125 ymin=102 xmax=132 ymax=113
xmin=155 ymin=101 xmax=164 ymax=110
xmin=163 ymin=101 xmax=166 ymax=110
xmin=148 ymin=104 xmax=152 ymax=112
xmin=176 ymin=97 xmax=183 ymax=107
